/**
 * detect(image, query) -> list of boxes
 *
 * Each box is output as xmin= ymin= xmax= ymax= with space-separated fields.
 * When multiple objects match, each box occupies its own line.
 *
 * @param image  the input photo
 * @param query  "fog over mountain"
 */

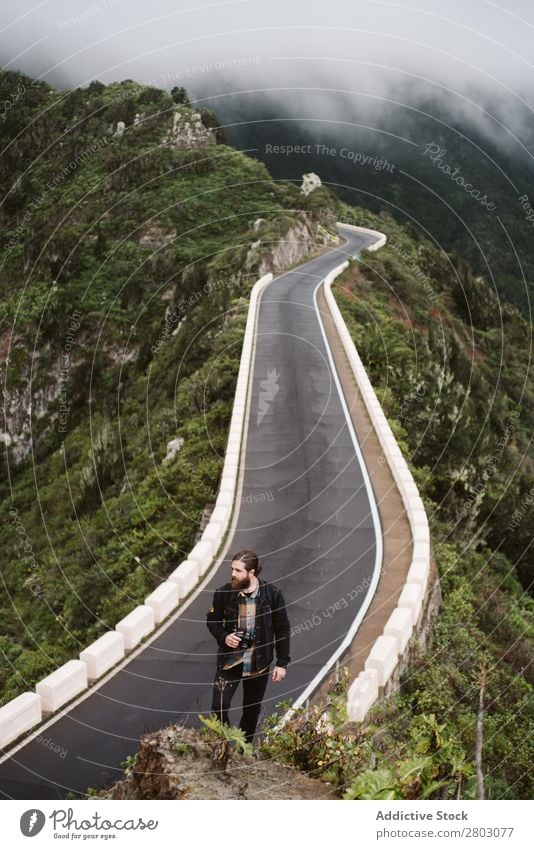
xmin=2 ymin=0 xmax=534 ymax=312
xmin=3 ymin=1 xmax=534 ymax=157
xmin=2 ymin=1 xmax=534 ymax=99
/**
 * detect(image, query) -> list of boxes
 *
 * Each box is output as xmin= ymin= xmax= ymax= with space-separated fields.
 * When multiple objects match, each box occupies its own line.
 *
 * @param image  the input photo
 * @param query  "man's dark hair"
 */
xmin=232 ymin=549 xmax=262 ymax=576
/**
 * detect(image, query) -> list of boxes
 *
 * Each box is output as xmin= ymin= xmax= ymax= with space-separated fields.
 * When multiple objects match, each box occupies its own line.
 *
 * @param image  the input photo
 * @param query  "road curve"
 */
xmin=0 ymin=226 xmax=382 ymax=799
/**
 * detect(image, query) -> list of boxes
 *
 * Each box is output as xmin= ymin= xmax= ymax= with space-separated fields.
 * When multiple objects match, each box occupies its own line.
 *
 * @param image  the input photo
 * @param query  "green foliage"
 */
xmin=77 ymin=418 xmax=120 ymax=512
xmin=170 ymin=86 xmax=189 ymax=106
xmin=261 ymin=686 xmax=474 ymax=799
xmin=175 ymin=742 xmax=193 ymax=755
xmin=352 ymin=320 xmax=413 ymax=385
xmin=120 ymin=754 xmax=137 ymax=774
xmin=344 ymin=759 xmax=445 ymax=800
xmin=199 ymin=714 xmax=253 ymax=757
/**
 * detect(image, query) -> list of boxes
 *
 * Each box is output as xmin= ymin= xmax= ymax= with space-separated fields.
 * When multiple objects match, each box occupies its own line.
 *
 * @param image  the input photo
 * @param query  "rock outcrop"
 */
xmin=1 ymin=330 xmax=137 ymax=463
xmin=164 ymin=109 xmax=216 ymax=150
xmin=252 ymin=213 xmax=339 ymax=277
xmin=138 ymin=224 xmax=177 ymax=250
xmin=96 ymin=724 xmax=337 ymax=800
xmin=163 ymin=437 xmax=184 ymax=464
xmin=300 ymin=172 xmax=322 ymax=196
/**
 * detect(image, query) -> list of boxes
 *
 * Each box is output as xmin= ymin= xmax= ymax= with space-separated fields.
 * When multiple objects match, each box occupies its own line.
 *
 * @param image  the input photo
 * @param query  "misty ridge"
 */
xmin=2 ymin=0 xmax=533 ymax=311
xmin=191 ymin=71 xmax=534 ymax=314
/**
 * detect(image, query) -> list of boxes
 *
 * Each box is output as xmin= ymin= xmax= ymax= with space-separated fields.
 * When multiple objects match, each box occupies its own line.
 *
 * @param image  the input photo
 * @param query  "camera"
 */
xmin=234 ymin=629 xmax=254 ymax=650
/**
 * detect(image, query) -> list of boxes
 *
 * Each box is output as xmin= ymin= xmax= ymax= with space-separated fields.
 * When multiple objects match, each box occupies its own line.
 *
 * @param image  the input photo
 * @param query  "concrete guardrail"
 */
xmin=35 ymin=661 xmax=88 ymax=715
xmin=115 ymin=605 xmax=155 ymax=651
xmin=323 ymin=223 xmax=431 ymax=724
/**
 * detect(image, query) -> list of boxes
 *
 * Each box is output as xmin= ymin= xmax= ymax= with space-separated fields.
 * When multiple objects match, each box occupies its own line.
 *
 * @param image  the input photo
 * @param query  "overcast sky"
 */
xmin=1 ymin=0 xmax=534 ymax=103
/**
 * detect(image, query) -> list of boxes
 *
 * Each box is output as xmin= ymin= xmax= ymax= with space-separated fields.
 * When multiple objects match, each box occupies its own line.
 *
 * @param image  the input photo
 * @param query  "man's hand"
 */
xmin=271 ymin=666 xmax=286 ymax=683
xmin=224 ymin=632 xmax=241 ymax=648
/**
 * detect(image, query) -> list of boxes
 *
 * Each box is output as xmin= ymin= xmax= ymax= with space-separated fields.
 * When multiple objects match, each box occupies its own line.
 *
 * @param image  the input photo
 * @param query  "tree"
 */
xmin=87 ymin=80 xmax=105 ymax=95
xmin=171 ymin=86 xmax=190 ymax=106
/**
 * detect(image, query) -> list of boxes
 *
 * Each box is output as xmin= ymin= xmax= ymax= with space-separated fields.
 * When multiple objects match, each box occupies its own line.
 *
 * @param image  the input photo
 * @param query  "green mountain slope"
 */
xmin=0 ymin=70 xmax=337 ymax=699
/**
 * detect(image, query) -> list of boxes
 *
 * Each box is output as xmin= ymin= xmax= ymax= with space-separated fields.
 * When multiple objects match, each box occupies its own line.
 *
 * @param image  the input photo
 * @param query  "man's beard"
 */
xmin=231 ymin=574 xmax=251 ymax=591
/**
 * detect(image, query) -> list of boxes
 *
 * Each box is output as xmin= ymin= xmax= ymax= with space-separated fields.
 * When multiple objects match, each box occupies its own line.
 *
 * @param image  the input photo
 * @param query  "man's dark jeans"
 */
xmin=211 ymin=665 xmax=270 ymax=743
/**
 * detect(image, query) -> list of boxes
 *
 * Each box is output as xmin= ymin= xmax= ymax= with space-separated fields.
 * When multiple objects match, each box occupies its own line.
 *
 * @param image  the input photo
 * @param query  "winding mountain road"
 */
xmin=0 ymin=225 xmax=382 ymax=799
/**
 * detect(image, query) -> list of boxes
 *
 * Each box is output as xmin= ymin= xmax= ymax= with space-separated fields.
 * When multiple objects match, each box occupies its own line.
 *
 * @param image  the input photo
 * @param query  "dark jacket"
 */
xmin=206 ymin=579 xmax=291 ymax=670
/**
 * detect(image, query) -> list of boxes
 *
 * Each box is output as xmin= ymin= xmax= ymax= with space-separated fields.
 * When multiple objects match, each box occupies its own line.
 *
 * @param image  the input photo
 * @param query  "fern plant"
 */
xmin=343 ymin=756 xmax=449 ymax=800
xmin=198 ymin=713 xmax=253 ymax=768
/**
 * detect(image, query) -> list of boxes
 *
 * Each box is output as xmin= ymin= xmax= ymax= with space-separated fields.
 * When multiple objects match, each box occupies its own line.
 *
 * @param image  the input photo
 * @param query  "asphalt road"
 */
xmin=0 ymin=226 xmax=382 ymax=799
